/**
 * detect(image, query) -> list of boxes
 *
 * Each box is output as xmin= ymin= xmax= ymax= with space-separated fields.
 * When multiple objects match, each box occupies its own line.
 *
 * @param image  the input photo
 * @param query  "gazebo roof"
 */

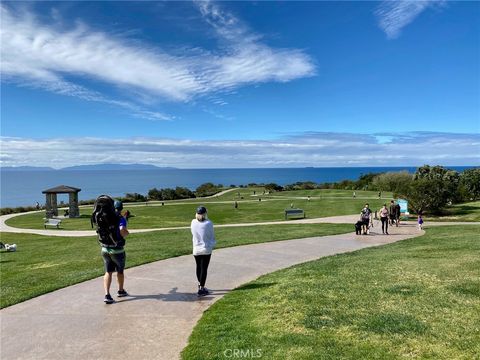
xmin=42 ymin=185 xmax=82 ymax=194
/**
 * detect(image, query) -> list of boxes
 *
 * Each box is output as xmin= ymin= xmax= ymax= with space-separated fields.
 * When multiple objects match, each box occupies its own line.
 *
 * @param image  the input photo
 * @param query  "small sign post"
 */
xmin=397 ymin=199 xmax=409 ymax=215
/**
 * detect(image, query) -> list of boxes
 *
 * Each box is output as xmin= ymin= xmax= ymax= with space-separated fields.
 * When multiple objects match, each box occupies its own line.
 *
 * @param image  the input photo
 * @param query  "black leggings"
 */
xmin=381 ymin=217 xmax=389 ymax=233
xmin=194 ymin=254 xmax=211 ymax=287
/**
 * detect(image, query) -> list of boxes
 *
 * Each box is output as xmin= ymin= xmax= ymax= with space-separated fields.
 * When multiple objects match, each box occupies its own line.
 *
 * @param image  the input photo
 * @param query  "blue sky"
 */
xmin=1 ymin=0 xmax=479 ymax=168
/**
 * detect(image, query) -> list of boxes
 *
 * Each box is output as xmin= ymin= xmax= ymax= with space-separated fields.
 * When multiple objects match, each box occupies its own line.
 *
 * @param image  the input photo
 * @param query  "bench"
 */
xmin=285 ymin=208 xmax=305 ymax=220
xmin=44 ymin=218 xmax=62 ymax=229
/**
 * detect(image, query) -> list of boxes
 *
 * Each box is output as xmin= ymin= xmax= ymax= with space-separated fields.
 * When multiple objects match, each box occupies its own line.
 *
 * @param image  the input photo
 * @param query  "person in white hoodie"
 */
xmin=191 ymin=206 xmax=216 ymax=297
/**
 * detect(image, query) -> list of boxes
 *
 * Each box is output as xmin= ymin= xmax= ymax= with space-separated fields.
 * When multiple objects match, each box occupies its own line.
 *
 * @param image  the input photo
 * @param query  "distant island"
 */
xmin=1 ymin=166 xmax=55 ymax=171
xmin=1 ymin=164 xmax=176 ymax=171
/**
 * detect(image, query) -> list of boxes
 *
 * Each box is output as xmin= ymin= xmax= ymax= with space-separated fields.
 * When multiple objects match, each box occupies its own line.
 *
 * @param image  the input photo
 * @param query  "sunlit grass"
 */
xmin=183 ymin=225 xmax=480 ymax=360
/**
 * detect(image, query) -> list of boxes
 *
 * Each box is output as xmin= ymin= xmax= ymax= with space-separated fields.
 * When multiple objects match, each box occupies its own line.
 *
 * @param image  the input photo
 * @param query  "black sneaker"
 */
xmin=197 ymin=288 xmax=209 ymax=297
xmin=104 ymin=294 xmax=114 ymax=304
xmin=117 ymin=289 xmax=128 ymax=297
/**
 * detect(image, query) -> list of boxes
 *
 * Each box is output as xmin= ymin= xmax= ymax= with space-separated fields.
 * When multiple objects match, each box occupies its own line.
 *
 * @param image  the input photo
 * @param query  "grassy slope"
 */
xmin=425 ymin=201 xmax=480 ymax=222
xmin=182 ymin=225 xmax=480 ymax=360
xmin=0 ymin=223 xmax=351 ymax=308
xmin=5 ymin=189 xmax=391 ymax=230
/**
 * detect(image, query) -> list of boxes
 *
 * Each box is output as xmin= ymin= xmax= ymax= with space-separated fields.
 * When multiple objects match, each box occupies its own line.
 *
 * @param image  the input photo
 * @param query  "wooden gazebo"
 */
xmin=42 ymin=185 xmax=81 ymax=218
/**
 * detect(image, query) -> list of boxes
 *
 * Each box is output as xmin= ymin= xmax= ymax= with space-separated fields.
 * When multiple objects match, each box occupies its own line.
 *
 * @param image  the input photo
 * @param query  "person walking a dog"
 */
xmin=360 ymin=203 xmax=372 ymax=235
xmin=191 ymin=206 xmax=216 ymax=297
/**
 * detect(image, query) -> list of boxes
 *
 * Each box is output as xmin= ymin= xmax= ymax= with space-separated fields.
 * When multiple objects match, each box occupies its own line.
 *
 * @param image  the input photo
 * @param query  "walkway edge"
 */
xmin=0 ymin=223 xmax=434 ymax=360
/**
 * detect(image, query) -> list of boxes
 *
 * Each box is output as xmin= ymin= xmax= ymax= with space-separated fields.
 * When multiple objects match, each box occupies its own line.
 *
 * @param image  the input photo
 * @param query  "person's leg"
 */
xmin=102 ymin=251 xmax=115 ymax=295
xmin=362 ymin=222 xmax=367 ymax=234
xmin=199 ymin=255 xmax=212 ymax=288
xmin=381 ymin=218 xmax=385 ymax=233
xmin=104 ymin=272 xmax=113 ymax=295
xmin=117 ymin=273 xmax=125 ymax=291
xmin=194 ymin=255 xmax=202 ymax=285
xmin=112 ymin=252 xmax=126 ymax=291
xmin=385 ymin=217 xmax=389 ymax=234
xmin=109 ymin=252 xmax=128 ymax=296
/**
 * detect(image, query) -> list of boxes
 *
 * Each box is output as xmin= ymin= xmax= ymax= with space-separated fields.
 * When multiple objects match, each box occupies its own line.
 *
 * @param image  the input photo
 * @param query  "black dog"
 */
xmin=354 ymin=221 xmax=363 ymax=235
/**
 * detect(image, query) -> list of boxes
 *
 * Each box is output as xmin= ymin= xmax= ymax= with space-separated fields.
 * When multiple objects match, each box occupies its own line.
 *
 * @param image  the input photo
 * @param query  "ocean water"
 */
xmin=0 ymin=167 xmax=471 ymax=208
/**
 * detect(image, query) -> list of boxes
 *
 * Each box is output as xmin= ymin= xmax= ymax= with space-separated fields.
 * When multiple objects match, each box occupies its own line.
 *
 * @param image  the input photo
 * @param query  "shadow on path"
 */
xmin=117 ymin=287 xmax=232 ymax=303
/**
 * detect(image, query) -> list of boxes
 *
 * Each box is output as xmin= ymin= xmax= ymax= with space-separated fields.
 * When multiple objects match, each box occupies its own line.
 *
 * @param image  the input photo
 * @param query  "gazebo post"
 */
xmin=51 ymin=193 xmax=58 ymax=217
xmin=69 ymin=192 xmax=80 ymax=218
xmin=45 ymin=193 xmax=53 ymax=218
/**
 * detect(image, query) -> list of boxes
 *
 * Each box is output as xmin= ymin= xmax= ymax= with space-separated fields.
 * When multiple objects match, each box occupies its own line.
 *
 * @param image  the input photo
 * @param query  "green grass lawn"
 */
xmin=0 ymin=223 xmax=351 ymax=308
xmin=425 ymin=201 xmax=480 ymax=222
xmin=6 ymin=189 xmax=391 ymax=230
xmin=182 ymin=225 xmax=480 ymax=360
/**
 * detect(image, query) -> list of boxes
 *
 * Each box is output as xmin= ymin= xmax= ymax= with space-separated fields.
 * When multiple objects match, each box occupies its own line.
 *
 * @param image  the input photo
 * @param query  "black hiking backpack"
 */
xmin=91 ymin=195 xmax=124 ymax=247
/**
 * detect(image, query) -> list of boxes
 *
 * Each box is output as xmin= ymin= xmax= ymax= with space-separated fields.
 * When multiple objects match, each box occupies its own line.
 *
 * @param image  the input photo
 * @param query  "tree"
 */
xmin=160 ymin=188 xmax=177 ymax=200
xmin=356 ymin=172 xmax=382 ymax=190
xmin=148 ymin=188 xmax=162 ymax=200
xmin=196 ymin=183 xmax=221 ymax=197
xmin=398 ymin=165 xmax=460 ymax=214
xmin=372 ymin=171 xmax=412 ymax=195
xmin=414 ymin=165 xmax=460 ymax=203
xmin=401 ymin=178 xmax=447 ymax=214
xmin=264 ymin=183 xmax=283 ymax=192
xmin=460 ymin=168 xmax=480 ymax=200
xmin=174 ymin=186 xmax=195 ymax=199
xmin=123 ymin=193 xmax=146 ymax=202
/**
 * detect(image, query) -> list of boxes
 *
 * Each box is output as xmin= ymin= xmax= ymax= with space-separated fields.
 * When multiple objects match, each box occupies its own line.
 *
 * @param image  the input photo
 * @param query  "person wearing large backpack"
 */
xmin=360 ymin=203 xmax=372 ymax=235
xmin=91 ymin=196 xmax=129 ymax=304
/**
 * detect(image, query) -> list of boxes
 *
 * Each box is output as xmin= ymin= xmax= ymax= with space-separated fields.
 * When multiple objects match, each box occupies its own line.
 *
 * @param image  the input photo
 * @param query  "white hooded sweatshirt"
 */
xmin=191 ymin=219 xmax=216 ymax=255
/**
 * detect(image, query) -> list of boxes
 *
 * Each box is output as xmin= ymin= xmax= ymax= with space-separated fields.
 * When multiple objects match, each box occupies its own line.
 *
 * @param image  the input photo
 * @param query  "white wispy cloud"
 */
xmin=0 ymin=3 xmax=315 ymax=118
xmin=1 ymin=132 xmax=478 ymax=169
xmin=375 ymin=0 xmax=446 ymax=39
xmin=195 ymin=0 xmax=316 ymax=88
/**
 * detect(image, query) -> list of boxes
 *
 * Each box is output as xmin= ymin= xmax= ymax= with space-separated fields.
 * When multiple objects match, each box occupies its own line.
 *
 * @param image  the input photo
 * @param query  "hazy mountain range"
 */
xmin=1 ymin=164 xmax=176 ymax=171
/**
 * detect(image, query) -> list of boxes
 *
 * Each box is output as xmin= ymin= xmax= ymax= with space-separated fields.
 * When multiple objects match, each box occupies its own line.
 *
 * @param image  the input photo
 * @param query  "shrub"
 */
xmin=264 ymin=183 xmax=284 ymax=192
xmin=372 ymin=171 xmax=412 ymax=194
xmin=460 ymin=168 xmax=480 ymax=200
xmin=195 ymin=183 xmax=222 ymax=197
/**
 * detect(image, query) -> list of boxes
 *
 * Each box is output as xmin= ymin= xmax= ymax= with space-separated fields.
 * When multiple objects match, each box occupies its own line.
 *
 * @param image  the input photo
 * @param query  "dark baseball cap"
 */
xmin=196 ymin=206 xmax=207 ymax=214
xmin=114 ymin=200 xmax=123 ymax=210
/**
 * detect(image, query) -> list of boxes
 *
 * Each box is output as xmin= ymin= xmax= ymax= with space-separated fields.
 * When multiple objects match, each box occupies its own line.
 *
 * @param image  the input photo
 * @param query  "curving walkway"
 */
xmin=1 ymin=209 xmax=478 ymax=360
xmin=0 ymin=212 xmax=371 ymax=237
xmin=1 ymin=219 xmax=458 ymax=360
xmin=1 ymin=210 xmax=478 ymax=238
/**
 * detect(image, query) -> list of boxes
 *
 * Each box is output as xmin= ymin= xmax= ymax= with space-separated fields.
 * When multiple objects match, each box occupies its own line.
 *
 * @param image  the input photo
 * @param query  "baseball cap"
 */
xmin=114 ymin=200 xmax=123 ymax=211
xmin=196 ymin=206 xmax=207 ymax=214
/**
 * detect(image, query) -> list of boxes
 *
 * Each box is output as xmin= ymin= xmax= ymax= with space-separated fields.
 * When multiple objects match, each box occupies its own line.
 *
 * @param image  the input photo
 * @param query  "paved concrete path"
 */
xmin=1 ymin=210 xmax=477 ymax=237
xmin=0 ymin=220 xmax=435 ymax=360
xmin=0 ymin=213 xmax=368 ymax=237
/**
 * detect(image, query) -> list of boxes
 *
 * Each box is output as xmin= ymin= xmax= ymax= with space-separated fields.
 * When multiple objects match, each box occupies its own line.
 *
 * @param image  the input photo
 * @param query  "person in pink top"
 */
xmin=379 ymin=204 xmax=389 ymax=235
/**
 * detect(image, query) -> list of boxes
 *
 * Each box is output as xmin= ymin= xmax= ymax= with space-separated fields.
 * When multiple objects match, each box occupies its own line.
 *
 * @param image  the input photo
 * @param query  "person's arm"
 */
xmin=119 ymin=217 xmax=129 ymax=237
xmin=120 ymin=226 xmax=129 ymax=238
xmin=208 ymin=222 xmax=216 ymax=247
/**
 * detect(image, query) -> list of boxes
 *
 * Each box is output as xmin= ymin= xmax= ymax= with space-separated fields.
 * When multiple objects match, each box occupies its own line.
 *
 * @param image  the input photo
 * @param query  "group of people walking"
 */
xmin=98 ymin=196 xmax=414 ymax=303
xmin=357 ymin=200 xmax=401 ymax=235
xmin=99 ymin=201 xmax=216 ymax=304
